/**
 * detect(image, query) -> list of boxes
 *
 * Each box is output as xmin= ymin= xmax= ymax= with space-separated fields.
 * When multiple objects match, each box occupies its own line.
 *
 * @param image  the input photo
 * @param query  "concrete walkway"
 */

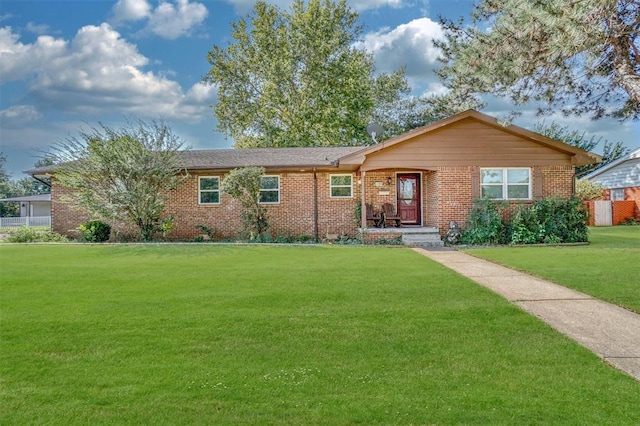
xmin=412 ymin=248 xmax=640 ymax=382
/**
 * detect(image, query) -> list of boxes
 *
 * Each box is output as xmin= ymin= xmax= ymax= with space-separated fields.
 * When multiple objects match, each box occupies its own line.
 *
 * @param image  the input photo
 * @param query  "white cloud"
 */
xmin=0 ymin=24 xmax=216 ymax=122
xmin=111 ymin=0 xmax=208 ymax=39
xmin=0 ymin=105 xmax=42 ymax=128
xmin=113 ymin=0 xmax=152 ymax=22
xmin=146 ymin=0 xmax=208 ymax=39
xmin=0 ymin=26 xmax=67 ymax=83
xmin=25 ymin=22 xmax=51 ymax=35
xmin=358 ymin=17 xmax=443 ymax=93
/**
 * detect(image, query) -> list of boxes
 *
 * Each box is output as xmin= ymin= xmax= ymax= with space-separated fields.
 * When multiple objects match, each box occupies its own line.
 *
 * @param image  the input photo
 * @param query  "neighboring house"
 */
xmin=582 ymin=148 xmax=640 ymax=223
xmin=28 ymin=110 xmax=599 ymax=241
xmin=0 ymin=193 xmax=52 ymax=217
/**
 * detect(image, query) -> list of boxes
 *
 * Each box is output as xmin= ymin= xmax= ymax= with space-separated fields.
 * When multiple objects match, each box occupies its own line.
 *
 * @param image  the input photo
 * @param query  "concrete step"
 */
xmin=401 ymin=230 xmax=444 ymax=247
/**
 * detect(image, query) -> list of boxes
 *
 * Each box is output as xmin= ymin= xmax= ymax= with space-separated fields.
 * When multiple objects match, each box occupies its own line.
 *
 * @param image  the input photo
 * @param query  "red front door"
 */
xmin=397 ymin=173 xmax=421 ymax=225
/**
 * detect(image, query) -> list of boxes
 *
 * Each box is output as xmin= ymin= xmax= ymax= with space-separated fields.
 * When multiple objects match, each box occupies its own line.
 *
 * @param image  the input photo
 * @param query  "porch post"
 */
xmin=360 ymin=170 xmax=366 ymax=229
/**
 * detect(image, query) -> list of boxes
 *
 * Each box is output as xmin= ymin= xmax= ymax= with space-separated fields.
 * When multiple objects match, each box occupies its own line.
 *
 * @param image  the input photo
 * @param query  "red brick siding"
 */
xmin=50 ymin=164 xmax=577 ymax=239
xmin=51 ymin=179 xmax=90 ymax=236
xmin=612 ymin=201 xmax=637 ymax=225
xmin=424 ymin=171 xmax=439 ymax=228
xmin=165 ymin=171 xmax=360 ymax=240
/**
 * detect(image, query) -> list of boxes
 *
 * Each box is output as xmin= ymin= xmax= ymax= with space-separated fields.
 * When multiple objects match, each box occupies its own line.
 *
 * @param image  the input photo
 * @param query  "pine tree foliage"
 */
xmin=436 ymin=0 xmax=640 ymax=120
xmin=534 ymin=121 xmax=630 ymax=177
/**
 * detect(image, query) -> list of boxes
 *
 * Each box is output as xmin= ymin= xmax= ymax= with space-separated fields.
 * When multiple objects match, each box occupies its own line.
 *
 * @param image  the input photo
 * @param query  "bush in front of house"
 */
xmin=461 ymin=197 xmax=589 ymax=245
xmin=460 ymin=198 xmax=508 ymax=245
xmin=78 ymin=220 xmax=112 ymax=243
xmin=510 ymin=197 xmax=588 ymax=244
xmin=5 ymin=226 xmax=69 ymax=243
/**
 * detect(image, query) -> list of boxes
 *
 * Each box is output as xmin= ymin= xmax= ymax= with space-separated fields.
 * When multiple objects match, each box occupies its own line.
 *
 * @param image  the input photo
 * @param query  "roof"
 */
xmin=0 ymin=193 xmax=51 ymax=202
xmin=339 ymin=110 xmax=602 ymax=167
xmin=177 ymin=146 xmax=364 ymax=170
xmin=581 ymin=148 xmax=640 ymax=180
xmin=25 ymin=146 xmax=365 ymax=175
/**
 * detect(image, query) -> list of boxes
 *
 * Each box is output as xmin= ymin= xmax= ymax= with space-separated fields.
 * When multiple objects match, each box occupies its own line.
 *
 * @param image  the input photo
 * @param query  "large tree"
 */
xmin=204 ymin=0 xmax=410 ymax=147
xmin=52 ymin=120 xmax=188 ymax=241
xmin=436 ymin=0 xmax=640 ymax=120
xmin=534 ymin=121 xmax=630 ymax=177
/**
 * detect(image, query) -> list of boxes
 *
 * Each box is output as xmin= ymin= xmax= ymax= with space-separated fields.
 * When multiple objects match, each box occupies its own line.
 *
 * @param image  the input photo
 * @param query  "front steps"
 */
xmin=400 ymin=227 xmax=444 ymax=247
xmin=361 ymin=226 xmax=444 ymax=247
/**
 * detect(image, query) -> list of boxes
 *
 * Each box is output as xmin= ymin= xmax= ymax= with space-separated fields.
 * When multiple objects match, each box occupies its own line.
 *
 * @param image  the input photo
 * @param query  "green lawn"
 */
xmin=1 ymin=244 xmax=639 ymax=425
xmin=467 ymin=226 xmax=640 ymax=313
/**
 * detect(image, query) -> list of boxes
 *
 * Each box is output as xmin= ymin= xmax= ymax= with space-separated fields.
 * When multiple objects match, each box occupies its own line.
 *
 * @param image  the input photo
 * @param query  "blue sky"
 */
xmin=1 ymin=0 xmax=638 ymax=178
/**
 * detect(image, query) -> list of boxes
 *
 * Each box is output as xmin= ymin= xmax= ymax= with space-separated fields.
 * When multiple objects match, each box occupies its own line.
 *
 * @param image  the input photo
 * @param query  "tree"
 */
xmin=575 ymin=179 xmax=605 ymax=201
xmin=52 ymin=120 xmax=188 ymax=241
xmin=221 ymin=167 xmax=269 ymax=239
xmin=534 ymin=121 xmax=630 ymax=178
xmin=204 ymin=0 xmax=410 ymax=148
xmin=0 ymin=153 xmax=19 ymax=217
xmin=436 ymin=0 xmax=640 ymax=120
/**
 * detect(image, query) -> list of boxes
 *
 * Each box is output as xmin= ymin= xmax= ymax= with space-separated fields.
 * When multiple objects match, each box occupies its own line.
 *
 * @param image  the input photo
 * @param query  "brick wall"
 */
xmin=51 ymin=179 xmax=90 ymax=237
xmin=164 ymin=171 xmax=360 ymax=240
xmin=612 ymin=201 xmax=637 ymax=225
xmin=50 ymin=164 xmax=578 ymax=240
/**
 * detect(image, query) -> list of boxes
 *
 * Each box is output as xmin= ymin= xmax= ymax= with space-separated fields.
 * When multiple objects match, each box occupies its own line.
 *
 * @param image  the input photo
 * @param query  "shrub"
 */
xmin=620 ymin=217 xmax=639 ymax=226
xmin=510 ymin=205 xmax=545 ymax=244
xmin=461 ymin=198 xmax=507 ymax=245
xmin=509 ymin=197 xmax=588 ymax=244
xmin=78 ymin=220 xmax=112 ymax=242
xmin=6 ymin=227 xmax=69 ymax=243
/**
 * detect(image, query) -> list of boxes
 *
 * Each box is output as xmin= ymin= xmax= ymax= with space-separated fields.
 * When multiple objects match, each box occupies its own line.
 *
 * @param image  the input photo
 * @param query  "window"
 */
xmin=330 ymin=174 xmax=353 ymax=198
xmin=611 ymin=188 xmax=625 ymax=201
xmin=199 ymin=177 xmax=220 ymax=204
xmin=259 ymin=176 xmax=280 ymax=204
xmin=481 ymin=168 xmax=531 ymax=200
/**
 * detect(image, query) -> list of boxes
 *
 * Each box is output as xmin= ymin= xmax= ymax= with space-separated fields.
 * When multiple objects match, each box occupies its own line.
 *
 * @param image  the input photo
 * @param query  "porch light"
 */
xmin=386 ymin=177 xmax=393 ymax=185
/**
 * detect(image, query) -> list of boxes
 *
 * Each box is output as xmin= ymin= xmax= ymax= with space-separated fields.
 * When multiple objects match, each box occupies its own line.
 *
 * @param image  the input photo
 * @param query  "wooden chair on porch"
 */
xmin=382 ymin=203 xmax=401 ymax=227
xmin=365 ymin=203 xmax=383 ymax=228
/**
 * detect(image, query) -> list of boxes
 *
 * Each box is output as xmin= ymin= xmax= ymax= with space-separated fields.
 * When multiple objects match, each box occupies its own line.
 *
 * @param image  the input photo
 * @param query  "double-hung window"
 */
xmin=259 ymin=176 xmax=280 ymax=204
xmin=330 ymin=174 xmax=353 ymax=198
xmin=481 ymin=168 xmax=531 ymax=200
xmin=199 ymin=177 xmax=220 ymax=204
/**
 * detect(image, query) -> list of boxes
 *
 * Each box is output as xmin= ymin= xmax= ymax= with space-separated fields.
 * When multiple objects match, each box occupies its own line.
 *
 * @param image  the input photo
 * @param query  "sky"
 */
xmin=1 ymin=0 xmax=638 ymax=179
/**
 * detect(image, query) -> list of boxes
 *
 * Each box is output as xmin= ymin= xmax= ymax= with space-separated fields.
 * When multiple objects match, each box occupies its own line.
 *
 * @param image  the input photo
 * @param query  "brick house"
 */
xmin=582 ymin=148 xmax=640 ymax=224
xmin=30 ymin=110 xmax=599 ymax=241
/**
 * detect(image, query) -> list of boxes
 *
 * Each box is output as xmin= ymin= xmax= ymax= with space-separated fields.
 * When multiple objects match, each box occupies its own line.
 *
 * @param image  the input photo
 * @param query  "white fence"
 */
xmin=0 ymin=216 xmax=51 ymax=228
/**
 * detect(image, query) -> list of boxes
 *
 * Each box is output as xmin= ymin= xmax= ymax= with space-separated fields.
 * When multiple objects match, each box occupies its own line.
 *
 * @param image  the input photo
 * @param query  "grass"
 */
xmin=466 ymin=226 xmax=640 ymax=313
xmin=1 ymin=244 xmax=639 ymax=425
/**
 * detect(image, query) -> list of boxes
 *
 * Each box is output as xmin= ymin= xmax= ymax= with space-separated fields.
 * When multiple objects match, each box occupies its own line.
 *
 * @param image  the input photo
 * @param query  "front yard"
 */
xmin=467 ymin=226 xmax=640 ymax=313
xmin=1 ymin=244 xmax=639 ymax=424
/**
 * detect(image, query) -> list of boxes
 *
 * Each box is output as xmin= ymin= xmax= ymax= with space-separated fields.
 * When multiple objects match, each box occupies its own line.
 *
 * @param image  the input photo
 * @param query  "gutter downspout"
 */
xmin=313 ymin=167 xmax=319 ymax=242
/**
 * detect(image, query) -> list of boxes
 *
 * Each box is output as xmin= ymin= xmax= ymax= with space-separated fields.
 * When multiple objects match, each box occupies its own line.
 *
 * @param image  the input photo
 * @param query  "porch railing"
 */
xmin=0 ymin=216 xmax=52 ymax=228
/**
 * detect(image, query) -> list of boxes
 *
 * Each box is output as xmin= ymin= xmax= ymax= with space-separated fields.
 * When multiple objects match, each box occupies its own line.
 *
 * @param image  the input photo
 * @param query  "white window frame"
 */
xmin=480 ymin=168 xmax=531 ymax=200
xmin=329 ymin=174 xmax=353 ymax=198
xmin=259 ymin=175 xmax=280 ymax=204
xmin=198 ymin=176 xmax=220 ymax=205
xmin=610 ymin=188 xmax=625 ymax=201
